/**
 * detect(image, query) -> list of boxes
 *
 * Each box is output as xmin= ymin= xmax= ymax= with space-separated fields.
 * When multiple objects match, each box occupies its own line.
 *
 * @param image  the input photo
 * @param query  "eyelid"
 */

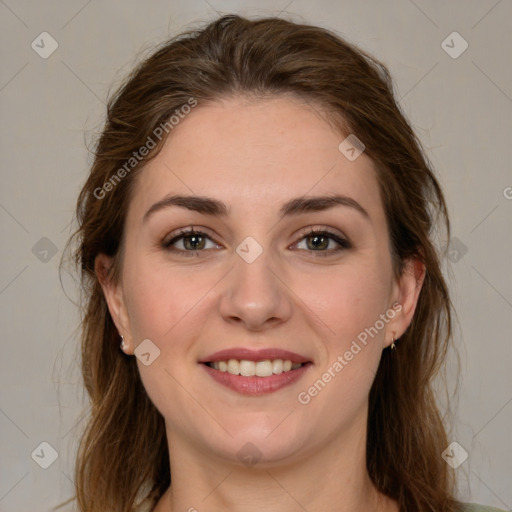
xmin=294 ymin=225 xmax=349 ymax=243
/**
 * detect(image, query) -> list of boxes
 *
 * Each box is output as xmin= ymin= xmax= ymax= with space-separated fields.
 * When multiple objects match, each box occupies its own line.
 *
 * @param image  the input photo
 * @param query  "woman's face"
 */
xmin=98 ymin=95 xmax=422 ymax=467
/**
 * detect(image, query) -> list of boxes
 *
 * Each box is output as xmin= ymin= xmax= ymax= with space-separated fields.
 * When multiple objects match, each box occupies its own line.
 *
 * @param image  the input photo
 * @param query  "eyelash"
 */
xmin=161 ymin=227 xmax=351 ymax=258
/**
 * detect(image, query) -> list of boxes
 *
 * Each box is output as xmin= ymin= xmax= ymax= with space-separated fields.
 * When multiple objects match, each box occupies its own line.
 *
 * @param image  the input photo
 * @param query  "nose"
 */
xmin=218 ymin=249 xmax=293 ymax=332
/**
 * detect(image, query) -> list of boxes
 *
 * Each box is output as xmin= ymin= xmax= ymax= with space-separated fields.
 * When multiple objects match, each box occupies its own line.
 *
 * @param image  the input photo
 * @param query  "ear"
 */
xmin=95 ymin=253 xmax=133 ymax=354
xmin=384 ymin=256 xmax=426 ymax=348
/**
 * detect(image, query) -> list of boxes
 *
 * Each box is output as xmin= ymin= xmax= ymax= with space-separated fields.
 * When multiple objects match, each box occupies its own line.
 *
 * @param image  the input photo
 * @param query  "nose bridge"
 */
xmin=218 ymin=237 xmax=292 ymax=329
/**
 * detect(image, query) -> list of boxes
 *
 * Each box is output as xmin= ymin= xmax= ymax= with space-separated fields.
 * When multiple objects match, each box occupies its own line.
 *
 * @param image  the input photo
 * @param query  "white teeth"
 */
xmin=209 ymin=358 xmax=303 ymax=376
xmin=227 ymin=359 xmax=240 ymax=375
xmin=240 ymin=360 xmax=255 ymax=376
xmin=256 ymin=360 xmax=273 ymax=377
xmin=272 ymin=359 xmax=283 ymax=374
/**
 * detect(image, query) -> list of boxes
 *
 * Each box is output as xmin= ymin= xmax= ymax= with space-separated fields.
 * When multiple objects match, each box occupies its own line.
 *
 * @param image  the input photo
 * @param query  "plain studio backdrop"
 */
xmin=0 ymin=1 xmax=511 ymax=511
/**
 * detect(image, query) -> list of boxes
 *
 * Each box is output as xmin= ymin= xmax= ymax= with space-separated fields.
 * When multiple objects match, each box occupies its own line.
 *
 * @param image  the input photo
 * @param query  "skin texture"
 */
xmin=96 ymin=95 xmax=425 ymax=512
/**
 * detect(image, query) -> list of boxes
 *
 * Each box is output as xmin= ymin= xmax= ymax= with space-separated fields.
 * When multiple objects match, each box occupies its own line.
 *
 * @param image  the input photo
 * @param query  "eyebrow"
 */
xmin=142 ymin=193 xmax=370 ymax=223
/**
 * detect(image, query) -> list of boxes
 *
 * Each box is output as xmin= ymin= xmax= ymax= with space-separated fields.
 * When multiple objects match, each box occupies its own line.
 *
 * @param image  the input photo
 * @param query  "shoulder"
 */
xmin=462 ymin=503 xmax=507 ymax=512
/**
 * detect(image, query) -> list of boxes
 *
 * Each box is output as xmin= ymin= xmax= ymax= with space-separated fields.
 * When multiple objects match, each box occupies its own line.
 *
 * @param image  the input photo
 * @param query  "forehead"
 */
xmin=129 ymin=95 xmax=383 ymax=222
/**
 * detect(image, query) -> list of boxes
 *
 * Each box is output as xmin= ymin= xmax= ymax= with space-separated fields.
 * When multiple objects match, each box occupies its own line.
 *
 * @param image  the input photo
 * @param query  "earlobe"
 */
xmin=94 ymin=253 xmax=133 ymax=353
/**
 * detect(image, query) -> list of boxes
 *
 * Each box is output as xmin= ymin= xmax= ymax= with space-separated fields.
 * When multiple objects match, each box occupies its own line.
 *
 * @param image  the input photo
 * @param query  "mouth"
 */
xmin=199 ymin=348 xmax=313 ymax=395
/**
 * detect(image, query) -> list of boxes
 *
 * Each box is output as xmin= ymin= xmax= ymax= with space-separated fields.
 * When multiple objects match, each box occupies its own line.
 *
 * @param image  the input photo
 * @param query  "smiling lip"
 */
xmin=201 ymin=362 xmax=312 ymax=395
xmin=199 ymin=348 xmax=310 ymax=364
xmin=198 ymin=347 xmax=312 ymax=396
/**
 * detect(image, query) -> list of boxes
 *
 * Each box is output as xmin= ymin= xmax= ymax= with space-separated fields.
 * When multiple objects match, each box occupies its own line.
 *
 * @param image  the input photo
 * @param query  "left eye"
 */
xmin=293 ymin=229 xmax=351 ymax=254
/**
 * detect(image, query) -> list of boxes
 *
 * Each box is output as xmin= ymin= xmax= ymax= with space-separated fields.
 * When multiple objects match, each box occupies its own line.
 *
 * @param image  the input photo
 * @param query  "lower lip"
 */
xmin=201 ymin=363 xmax=312 ymax=395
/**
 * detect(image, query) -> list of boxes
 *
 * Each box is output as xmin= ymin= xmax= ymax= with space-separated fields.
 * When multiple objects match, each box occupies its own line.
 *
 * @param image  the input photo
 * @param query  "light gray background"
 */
xmin=1 ymin=1 xmax=511 ymax=511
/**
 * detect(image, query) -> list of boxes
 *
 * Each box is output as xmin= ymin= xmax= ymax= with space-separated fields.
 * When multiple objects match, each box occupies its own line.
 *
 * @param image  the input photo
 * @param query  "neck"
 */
xmin=154 ymin=413 xmax=398 ymax=512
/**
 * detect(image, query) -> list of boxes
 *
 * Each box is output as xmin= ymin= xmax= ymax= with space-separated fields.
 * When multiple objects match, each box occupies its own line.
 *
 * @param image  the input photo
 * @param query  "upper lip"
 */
xmin=199 ymin=348 xmax=311 ymax=364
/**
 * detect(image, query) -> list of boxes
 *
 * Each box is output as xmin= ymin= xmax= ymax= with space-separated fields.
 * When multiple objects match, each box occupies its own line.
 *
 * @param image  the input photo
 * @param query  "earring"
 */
xmin=120 ymin=335 xmax=127 ymax=351
xmin=390 ymin=335 xmax=396 ymax=350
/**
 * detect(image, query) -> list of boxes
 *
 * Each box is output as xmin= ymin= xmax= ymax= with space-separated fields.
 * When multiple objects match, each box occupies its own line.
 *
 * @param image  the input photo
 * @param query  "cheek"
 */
xmin=295 ymin=268 xmax=390 ymax=432
xmin=299 ymin=261 xmax=392 ymax=343
xmin=296 ymin=260 xmax=392 ymax=414
xmin=314 ymin=266 xmax=391 ymax=401
xmin=122 ymin=255 xmax=212 ymax=344
xmin=122 ymin=259 xmax=208 ymax=429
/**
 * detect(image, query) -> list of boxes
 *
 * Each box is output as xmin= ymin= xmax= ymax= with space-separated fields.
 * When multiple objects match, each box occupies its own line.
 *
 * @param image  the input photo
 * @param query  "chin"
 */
xmin=208 ymin=427 xmax=309 ymax=468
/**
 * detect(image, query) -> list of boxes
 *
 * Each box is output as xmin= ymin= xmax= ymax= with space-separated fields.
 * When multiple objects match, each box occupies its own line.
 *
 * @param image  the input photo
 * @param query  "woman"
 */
xmin=58 ymin=14 xmax=505 ymax=512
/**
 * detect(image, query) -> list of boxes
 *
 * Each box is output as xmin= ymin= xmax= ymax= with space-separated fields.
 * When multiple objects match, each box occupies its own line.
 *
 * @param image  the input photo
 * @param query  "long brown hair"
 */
xmin=58 ymin=14 xmax=463 ymax=512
